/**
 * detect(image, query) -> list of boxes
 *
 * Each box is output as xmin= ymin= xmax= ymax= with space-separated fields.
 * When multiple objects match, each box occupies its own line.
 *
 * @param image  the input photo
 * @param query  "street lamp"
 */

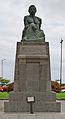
xmin=60 ymin=39 xmax=63 ymax=85
xmin=1 ymin=59 xmax=6 ymax=79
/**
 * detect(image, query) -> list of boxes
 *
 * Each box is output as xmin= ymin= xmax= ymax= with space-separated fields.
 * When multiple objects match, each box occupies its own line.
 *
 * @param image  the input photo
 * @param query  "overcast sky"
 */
xmin=0 ymin=0 xmax=65 ymax=83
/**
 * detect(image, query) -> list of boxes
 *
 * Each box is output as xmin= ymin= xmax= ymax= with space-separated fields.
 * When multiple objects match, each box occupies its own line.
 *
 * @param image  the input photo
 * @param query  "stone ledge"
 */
xmin=17 ymin=41 xmax=49 ymax=45
xmin=18 ymin=55 xmax=48 ymax=59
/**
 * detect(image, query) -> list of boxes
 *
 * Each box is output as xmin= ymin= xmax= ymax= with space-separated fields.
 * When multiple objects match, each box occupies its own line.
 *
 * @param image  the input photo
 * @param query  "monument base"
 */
xmin=4 ymin=41 xmax=61 ymax=112
xmin=4 ymin=91 xmax=60 ymax=112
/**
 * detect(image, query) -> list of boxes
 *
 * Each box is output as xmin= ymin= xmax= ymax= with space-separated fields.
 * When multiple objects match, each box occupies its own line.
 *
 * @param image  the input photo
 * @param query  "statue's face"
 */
xmin=28 ymin=5 xmax=36 ymax=15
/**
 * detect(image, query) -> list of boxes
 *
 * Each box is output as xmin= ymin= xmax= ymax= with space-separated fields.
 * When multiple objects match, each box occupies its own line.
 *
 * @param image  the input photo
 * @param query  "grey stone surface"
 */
xmin=4 ymin=101 xmax=18 ymax=112
xmin=9 ymin=92 xmax=56 ymax=102
xmin=14 ymin=42 xmax=51 ymax=92
xmin=4 ymin=41 xmax=61 ymax=112
xmin=4 ymin=101 xmax=60 ymax=112
xmin=1 ymin=100 xmax=65 ymax=119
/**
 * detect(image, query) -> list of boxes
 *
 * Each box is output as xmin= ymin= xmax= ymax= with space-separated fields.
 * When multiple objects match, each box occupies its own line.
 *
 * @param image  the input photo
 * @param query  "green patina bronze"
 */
xmin=22 ymin=5 xmax=45 ymax=41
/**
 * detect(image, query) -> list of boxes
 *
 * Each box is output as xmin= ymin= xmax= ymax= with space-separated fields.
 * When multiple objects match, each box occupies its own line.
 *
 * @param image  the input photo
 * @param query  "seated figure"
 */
xmin=22 ymin=5 xmax=45 ymax=41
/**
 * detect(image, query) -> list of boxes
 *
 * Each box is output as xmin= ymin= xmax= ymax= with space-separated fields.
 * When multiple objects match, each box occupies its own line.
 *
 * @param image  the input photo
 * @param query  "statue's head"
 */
xmin=28 ymin=5 xmax=37 ymax=15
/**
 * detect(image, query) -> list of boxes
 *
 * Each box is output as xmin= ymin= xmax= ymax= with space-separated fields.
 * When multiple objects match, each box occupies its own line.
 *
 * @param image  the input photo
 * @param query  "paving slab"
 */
xmin=0 ymin=112 xmax=65 ymax=119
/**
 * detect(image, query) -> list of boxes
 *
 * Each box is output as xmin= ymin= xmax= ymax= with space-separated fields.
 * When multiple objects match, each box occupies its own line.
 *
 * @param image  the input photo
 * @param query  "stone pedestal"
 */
xmin=4 ymin=41 xmax=61 ymax=112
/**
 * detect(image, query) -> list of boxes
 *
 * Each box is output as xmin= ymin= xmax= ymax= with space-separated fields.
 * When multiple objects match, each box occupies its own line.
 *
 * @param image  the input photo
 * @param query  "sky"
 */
xmin=0 ymin=0 xmax=65 ymax=83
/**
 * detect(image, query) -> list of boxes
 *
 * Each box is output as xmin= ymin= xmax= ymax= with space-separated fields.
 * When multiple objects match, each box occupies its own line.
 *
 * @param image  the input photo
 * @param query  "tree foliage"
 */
xmin=51 ymin=81 xmax=61 ymax=93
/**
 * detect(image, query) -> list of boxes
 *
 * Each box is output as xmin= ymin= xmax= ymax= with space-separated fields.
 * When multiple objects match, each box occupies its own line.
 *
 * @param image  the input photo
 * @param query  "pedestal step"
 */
xmin=4 ymin=101 xmax=61 ymax=112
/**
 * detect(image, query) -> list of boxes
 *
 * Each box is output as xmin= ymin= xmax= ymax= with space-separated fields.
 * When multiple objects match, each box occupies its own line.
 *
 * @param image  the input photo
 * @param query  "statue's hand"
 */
xmin=31 ymin=23 xmax=37 ymax=31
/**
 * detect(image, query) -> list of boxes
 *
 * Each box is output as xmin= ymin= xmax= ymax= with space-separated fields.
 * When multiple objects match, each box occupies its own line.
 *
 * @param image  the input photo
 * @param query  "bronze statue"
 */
xmin=22 ymin=5 xmax=45 ymax=41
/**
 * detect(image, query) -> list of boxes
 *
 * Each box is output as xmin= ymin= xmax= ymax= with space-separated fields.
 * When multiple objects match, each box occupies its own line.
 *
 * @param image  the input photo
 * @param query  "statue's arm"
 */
xmin=39 ymin=18 xmax=42 ymax=29
xmin=24 ymin=16 xmax=29 ymax=28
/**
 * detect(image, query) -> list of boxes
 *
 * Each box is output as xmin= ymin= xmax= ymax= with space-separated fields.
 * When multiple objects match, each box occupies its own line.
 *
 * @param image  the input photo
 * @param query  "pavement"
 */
xmin=0 ymin=100 xmax=65 ymax=119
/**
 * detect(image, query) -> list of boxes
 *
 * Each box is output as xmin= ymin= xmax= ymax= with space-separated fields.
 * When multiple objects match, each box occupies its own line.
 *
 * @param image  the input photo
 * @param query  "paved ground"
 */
xmin=0 ymin=100 xmax=65 ymax=119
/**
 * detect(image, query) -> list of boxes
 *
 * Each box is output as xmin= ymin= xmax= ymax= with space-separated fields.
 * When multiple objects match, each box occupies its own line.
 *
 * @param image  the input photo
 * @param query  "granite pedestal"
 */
xmin=4 ymin=41 xmax=61 ymax=112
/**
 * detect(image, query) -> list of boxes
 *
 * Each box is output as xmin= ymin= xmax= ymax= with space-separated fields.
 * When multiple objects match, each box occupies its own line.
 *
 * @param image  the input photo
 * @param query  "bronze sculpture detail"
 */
xmin=22 ymin=5 xmax=45 ymax=41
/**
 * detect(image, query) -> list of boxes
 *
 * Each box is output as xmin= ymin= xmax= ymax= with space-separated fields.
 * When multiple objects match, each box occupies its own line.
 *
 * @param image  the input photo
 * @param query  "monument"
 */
xmin=4 ymin=5 xmax=61 ymax=112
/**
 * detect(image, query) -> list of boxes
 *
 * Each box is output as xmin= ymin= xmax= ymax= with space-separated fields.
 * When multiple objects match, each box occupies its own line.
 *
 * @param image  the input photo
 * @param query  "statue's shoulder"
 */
xmin=24 ymin=15 xmax=30 ymax=20
xmin=35 ymin=16 xmax=41 ymax=21
xmin=35 ymin=16 xmax=42 ymax=23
